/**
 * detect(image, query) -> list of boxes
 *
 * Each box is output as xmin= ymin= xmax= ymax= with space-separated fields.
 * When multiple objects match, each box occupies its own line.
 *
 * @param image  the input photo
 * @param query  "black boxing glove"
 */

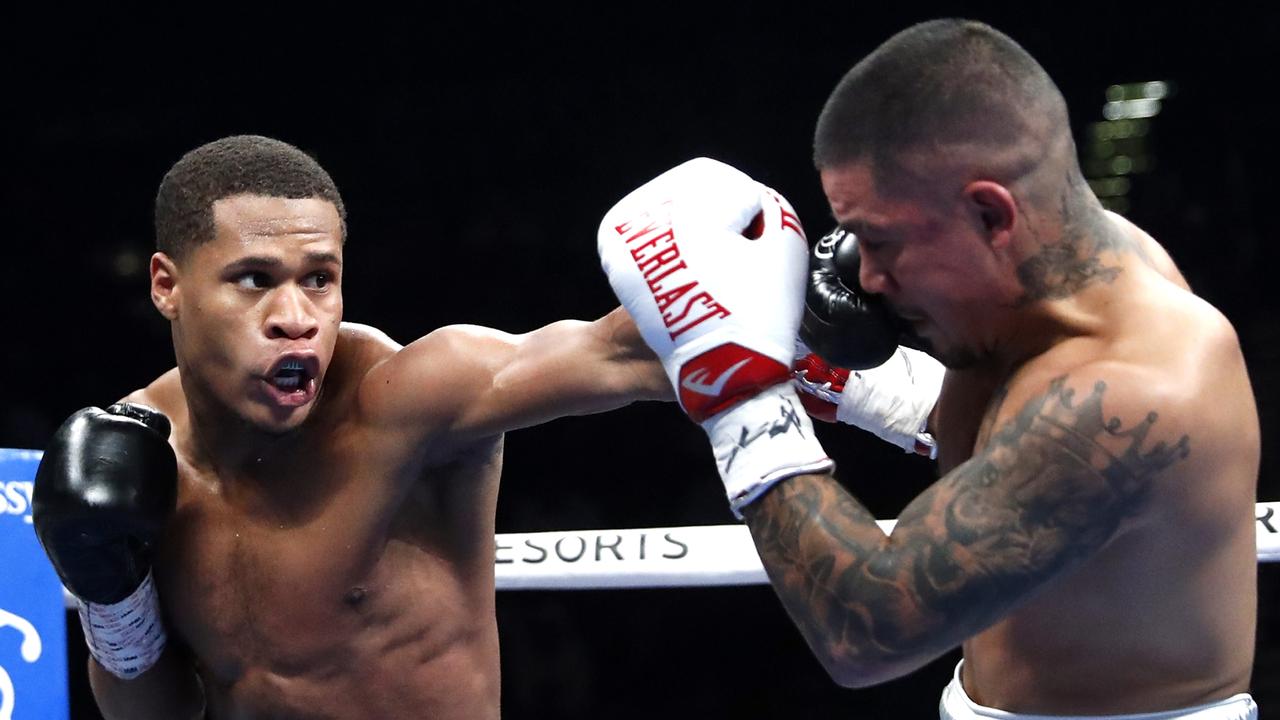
xmin=33 ymin=403 xmax=177 ymax=679
xmin=800 ymin=227 xmax=911 ymax=369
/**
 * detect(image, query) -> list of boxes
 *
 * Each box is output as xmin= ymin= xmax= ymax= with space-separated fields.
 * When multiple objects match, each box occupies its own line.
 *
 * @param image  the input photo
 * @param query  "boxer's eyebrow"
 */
xmin=301 ymin=251 xmax=341 ymax=266
xmin=224 ymin=252 xmax=341 ymax=272
xmin=224 ymin=256 xmax=283 ymax=272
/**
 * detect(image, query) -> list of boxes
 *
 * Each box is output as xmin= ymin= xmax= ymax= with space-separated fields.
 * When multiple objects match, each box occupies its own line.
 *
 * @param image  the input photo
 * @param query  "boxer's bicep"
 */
xmin=361 ymin=309 xmax=668 ymax=441
xmin=745 ymin=368 xmax=1191 ymax=686
xmin=359 ymin=324 xmax=506 ymax=435
xmin=889 ymin=372 xmax=1190 ymax=640
xmin=458 ymin=307 xmax=670 ymax=434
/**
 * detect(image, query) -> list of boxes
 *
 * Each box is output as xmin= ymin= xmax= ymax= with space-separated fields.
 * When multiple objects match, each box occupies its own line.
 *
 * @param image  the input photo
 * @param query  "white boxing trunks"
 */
xmin=939 ymin=662 xmax=1257 ymax=720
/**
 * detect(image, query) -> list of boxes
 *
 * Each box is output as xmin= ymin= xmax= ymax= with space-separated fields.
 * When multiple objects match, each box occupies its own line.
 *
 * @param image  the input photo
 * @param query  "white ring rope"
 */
xmin=491 ymin=501 xmax=1280 ymax=590
xmin=47 ymin=502 xmax=1279 ymax=605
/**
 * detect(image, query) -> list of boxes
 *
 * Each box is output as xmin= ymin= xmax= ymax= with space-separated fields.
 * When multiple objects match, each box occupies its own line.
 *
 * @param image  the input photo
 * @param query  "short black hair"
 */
xmin=814 ymin=19 xmax=1069 ymax=185
xmin=154 ymin=135 xmax=347 ymax=260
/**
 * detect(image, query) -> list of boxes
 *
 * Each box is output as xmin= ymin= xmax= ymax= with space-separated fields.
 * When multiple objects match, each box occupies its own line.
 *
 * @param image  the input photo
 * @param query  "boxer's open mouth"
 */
xmin=271 ymin=359 xmax=309 ymax=391
xmin=263 ymin=355 xmax=320 ymax=406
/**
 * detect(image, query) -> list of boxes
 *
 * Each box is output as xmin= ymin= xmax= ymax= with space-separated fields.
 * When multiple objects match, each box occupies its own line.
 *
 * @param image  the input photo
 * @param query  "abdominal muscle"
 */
xmin=956 ymin=492 xmax=1254 ymax=715
xmin=183 ymin=531 xmax=502 ymax=720
xmin=205 ymin=621 xmax=499 ymax=720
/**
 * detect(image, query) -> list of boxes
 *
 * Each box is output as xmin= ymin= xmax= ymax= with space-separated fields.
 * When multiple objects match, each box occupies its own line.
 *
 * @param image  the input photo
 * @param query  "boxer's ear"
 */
xmin=963 ymin=180 xmax=1016 ymax=251
xmin=150 ymin=253 xmax=180 ymax=320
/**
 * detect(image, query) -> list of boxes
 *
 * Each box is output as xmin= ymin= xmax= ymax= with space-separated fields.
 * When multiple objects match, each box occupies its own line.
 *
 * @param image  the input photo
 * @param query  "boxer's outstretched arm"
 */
xmin=89 ymin=643 xmax=203 ymax=720
xmin=741 ymin=367 xmax=1191 ymax=687
xmin=360 ymin=306 xmax=671 ymax=444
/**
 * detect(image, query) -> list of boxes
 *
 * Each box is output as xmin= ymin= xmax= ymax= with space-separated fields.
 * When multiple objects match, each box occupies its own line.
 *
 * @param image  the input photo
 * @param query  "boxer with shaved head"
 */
xmin=601 ymin=19 xmax=1260 ymax=719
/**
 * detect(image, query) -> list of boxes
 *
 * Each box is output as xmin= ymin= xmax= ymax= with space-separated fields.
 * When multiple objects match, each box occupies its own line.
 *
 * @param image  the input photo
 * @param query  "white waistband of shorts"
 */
xmin=939 ymin=661 xmax=1257 ymax=720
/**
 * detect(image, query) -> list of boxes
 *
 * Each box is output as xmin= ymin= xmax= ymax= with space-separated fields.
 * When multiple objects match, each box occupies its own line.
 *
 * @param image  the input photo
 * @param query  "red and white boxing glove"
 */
xmin=793 ymin=345 xmax=944 ymax=458
xmin=598 ymin=158 xmax=834 ymax=517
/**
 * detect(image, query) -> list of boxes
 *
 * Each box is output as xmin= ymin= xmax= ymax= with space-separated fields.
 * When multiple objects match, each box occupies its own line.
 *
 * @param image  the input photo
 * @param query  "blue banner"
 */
xmin=0 ymin=449 xmax=68 ymax=720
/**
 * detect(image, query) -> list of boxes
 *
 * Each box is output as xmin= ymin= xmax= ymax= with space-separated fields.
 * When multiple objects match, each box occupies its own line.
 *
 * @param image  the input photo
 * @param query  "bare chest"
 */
xmin=152 ymin=442 xmax=502 ymax=693
xmin=933 ymin=369 xmax=1007 ymax=473
xmin=157 ymin=479 xmax=389 ymax=678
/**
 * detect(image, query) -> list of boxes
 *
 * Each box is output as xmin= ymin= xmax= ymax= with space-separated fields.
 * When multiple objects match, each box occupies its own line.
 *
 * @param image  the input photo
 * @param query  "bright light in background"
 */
xmin=1103 ymin=98 xmax=1161 ymax=120
xmin=1106 ymin=81 xmax=1170 ymax=102
xmin=1084 ymin=80 xmax=1172 ymax=213
xmin=1088 ymin=177 xmax=1132 ymax=197
xmin=1090 ymin=119 xmax=1150 ymax=140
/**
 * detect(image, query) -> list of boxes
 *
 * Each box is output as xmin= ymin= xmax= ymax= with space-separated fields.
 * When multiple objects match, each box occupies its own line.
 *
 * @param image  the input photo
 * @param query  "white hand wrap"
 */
xmin=76 ymin=570 xmax=167 ymax=680
xmin=702 ymin=384 xmax=835 ymax=518
xmin=833 ymin=346 xmax=944 ymax=457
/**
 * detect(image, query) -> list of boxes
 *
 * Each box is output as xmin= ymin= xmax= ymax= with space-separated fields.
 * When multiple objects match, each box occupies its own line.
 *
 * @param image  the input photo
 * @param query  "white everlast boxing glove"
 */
xmin=793 ymin=345 xmax=944 ymax=458
xmin=598 ymin=158 xmax=834 ymax=518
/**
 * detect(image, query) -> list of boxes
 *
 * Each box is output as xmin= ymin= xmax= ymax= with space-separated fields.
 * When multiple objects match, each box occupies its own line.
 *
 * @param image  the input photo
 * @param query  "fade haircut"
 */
xmin=154 ymin=135 xmax=347 ymax=260
xmin=814 ymin=19 xmax=1075 ymax=190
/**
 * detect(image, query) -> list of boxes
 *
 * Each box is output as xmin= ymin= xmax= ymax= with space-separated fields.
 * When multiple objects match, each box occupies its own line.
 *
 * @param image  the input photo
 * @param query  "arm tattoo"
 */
xmin=744 ymin=375 xmax=1190 ymax=673
xmin=974 ymin=385 xmax=1008 ymax=449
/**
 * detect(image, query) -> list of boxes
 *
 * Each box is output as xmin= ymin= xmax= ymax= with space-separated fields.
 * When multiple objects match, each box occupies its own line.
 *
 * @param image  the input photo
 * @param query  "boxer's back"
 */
xmin=132 ymin=326 xmax=506 ymax=719
xmin=938 ymin=258 xmax=1259 ymax=714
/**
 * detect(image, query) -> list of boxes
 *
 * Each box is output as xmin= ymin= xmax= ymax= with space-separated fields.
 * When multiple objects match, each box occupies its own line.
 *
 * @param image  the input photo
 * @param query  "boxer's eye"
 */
xmin=235 ymin=272 xmax=273 ymax=290
xmin=303 ymin=272 xmax=333 ymax=290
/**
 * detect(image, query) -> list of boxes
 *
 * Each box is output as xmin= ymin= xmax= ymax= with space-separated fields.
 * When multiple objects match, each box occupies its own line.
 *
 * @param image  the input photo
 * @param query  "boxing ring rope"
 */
xmin=496 ymin=503 xmax=1280 ymax=590
xmin=42 ymin=501 xmax=1280 ymax=604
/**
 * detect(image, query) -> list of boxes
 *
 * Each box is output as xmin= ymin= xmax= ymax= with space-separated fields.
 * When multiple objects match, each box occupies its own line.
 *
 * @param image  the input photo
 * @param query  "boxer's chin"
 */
xmin=931 ymin=343 xmax=980 ymax=370
xmin=898 ymin=318 xmax=976 ymax=370
xmin=232 ymin=377 xmax=322 ymax=436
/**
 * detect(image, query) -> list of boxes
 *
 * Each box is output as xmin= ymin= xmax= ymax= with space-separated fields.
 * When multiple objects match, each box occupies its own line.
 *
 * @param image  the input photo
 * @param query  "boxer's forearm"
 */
xmin=742 ymin=473 xmax=953 ymax=688
xmin=744 ymin=370 xmax=1185 ymax=688
xmin=596 ymin=305 xmax=673 ymax=402
xmin=89 ymin=643 xmax=204 ymax=720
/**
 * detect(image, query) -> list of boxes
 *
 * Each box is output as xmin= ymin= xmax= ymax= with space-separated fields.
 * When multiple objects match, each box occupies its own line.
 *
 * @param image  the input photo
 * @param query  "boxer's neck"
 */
xmin=179 ymin=385 xmax=311 ymax=481
xmin=982 ymin=204 xmax=1148 ymax=376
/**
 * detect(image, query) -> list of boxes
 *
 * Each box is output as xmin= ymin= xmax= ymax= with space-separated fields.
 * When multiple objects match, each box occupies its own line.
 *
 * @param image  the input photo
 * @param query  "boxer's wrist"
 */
xmin=831 ymin=347 xmax=943 ymax=458
xmin=701 ymin=383 xmax=835 ymax=518
xmin=76 ymin=570 xmax=168 ymax=680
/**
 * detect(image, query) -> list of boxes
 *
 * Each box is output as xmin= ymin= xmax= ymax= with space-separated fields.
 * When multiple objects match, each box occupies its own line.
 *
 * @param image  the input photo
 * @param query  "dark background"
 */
xmin=3 ymin=3 xmax=1276 ymax=717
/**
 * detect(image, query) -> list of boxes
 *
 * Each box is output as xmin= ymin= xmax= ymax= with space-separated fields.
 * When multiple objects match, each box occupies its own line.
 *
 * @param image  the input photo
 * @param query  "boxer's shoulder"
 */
xmin=120 ymin=368 xmax=185 ymax=431
xmin=983 ymin=349 xmax=1197 ymax=467
xmin=345 ymin=322 xmax=513 ymax=444
xmin=335 ymin=321 xmax=402 ymax=381
xmin=1022 ymin=269 xmax=1237 ymax=395
xmin=355 ymin=322 xmax=505 ymax=397
xmin=1115 ymin=275 xmax=1242 ymax=391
